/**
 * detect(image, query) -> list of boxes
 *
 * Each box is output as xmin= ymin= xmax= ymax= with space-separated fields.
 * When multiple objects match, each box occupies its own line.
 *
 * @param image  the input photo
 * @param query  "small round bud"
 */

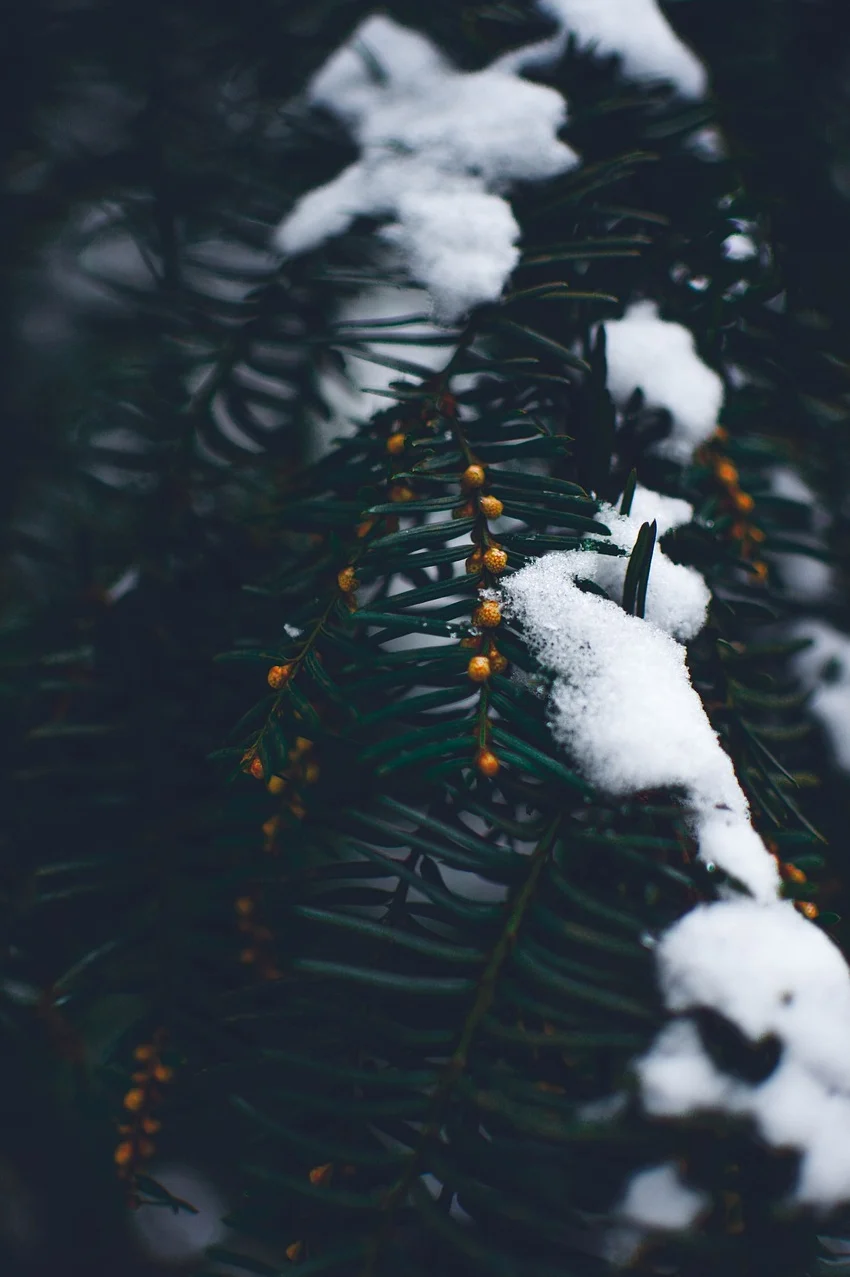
xmin=267 ymin=664 xmax=292 ymax=690
xmin=462 ymin=464 xmax=486 ymax=490
xmin=479 ymin=495 xmax=504 ymax=519
xmin=467 ymin=655 xmax=491 ymax=683
xmin=390 ymin=484 xmax=415 ymax=503
xmin=124 ymin=1089 xmax=145 ymax=1112
xmin=735 ymin=491 xmax=755 ymax=513
xmin=240 ymin=947 xmax=257 ymax=964
xmin=715 ymin=460 xmax=739 ymax=485
xmin=267 ymin=774 xmax=286 ymax=794
xmin=309 ymin=1163 xmax=333 ymax=1186
xmin=483 ymin=546 xmax=508 ymax=574
xmin=304 ymin=761 xmax=320 ymax=785
xmin=356 ymin=517 xmax=375 ymax=539
xmin=465 ymin=551 xmax=483 ymax=575
xmin=153 ymin=1064 xmax=173 ymax=1083
xmin=489 ymin=648 xmax=509 ymax=675
xmin=473 ymin=600 xmax=501 ymax=629
xmin=386 ymin=432 xmax=406 ymax=455
xmin=235 ymin=896 xmax=254 ymax=916
xmin=797 ymin=901 xmax=819 ymax=920
xmin=133 ymin=1044 xmax=154 ymax=1062
xmin=286 ymin=1242 xmax=304 ymax=1263
xmin=337 ymin=567 xmax=358 ymax=593
xmin=749 ymin=526 xmax=766 ymax=543
xmin=248 ymin=756 xmax=264 ymax=780
xmin=460 ymin=635 xmax=480 ymax=650
xmin=115 ymin=1141 xmax=133 ymax=1167
xmin=476 ymin=749 xmax=500 ymax=778
xmin=142 ymin=1118 xmax=161 ymax=1136
xmin=782 ymin=862 xmax=807 ymax=884
xmin=452 ymin=502 xmax=474 ymax=520
xmin=138 ymin=1138 xmax=156 ymax=1159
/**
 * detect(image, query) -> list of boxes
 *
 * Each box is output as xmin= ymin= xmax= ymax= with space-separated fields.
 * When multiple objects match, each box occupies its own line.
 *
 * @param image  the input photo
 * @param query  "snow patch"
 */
xmin=499 ymin=0 xmax=707 ymax=99
xmin=274 ymin=15 xmax=578 ymax=321
xmin=639 ymin=900 xmax=850 ymax=1208
xmin=602 ymin=302 xmax=724 ymax=464
xmin=502 ymin=488 xmax=777 ymax=899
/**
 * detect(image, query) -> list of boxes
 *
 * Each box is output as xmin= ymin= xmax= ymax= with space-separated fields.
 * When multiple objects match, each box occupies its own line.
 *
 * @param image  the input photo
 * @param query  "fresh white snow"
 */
xmin=502 ymin=488 xmax=778 ymax=900
xmin=499 ymin=0 xmax=707 ymax=99
xmin=602 ymin=302 xmax=725 ymax=464
xmin=639 ymin=899 xmax=850 ymax=1208
xmin=274 ymin=15 xmax=578 ymax=321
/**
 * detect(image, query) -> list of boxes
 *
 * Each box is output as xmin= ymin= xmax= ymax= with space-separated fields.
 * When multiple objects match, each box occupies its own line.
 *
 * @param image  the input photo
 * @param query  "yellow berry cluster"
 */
xmin=246 ymin=735 xmax=319 ymax=827
xmin=235 ymin=893 xmax=281 ymax=980
xmin=706 ymin=430 xmax=767 ymax=582
xmin=115 ymin=1031 xmax=173 ymax=1185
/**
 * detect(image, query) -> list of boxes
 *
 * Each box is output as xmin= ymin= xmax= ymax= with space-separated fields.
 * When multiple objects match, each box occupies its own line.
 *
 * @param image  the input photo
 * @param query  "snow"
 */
xmin=602 ymin=303 xmax=724 ymax=464
xmin=639 ymin=900 xmax=850 ymax=1208
xmin=722 ymin=233 xmax=757 ymax=262
xmin=499 ymin=0 xmax=708 ymax=99
xmin=590 ymin=487 xmax=711 ymax=641
xmin=791 ymin=621 xmax=850 ymax=771
xmin=618 ymin=1162 xmax=708 ymax=1231
xmin=502 ymin=487 xmax=778 ymax=900
xmin=274 ymin=15 xmax=578 ymax=322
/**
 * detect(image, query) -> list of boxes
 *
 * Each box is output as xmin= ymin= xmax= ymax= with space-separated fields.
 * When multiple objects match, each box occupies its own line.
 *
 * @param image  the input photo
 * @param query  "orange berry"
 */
xmin=460 ymin=635 xmax=480 ymax=650
xmin=267 ymin=664 xmax=292 ymax=690
xmin=461 ymin=464 xmax=486 ymax=489
xmin=753 ymin=561 xmax=769 ymax=582
xmin=467 ymin=656 xmax=491 ymax=684
xmin=715 ymin=460 xmax=739 ymax=485
xmin=479 ymin=495 xmax=504 ymax=519
xmin=248 ymin=756 xmax=264 ymax=780
xmin=262 ymin=815 xmax=279 ymax=839
xmin=797 ymin=901 xmax=819 ymax=920
xmin=473 ymin=600 xmax=501 ymax=629
xmin=337 ymin=567 xmax=358 ymax=593
xmin=476 ymin=749 xmax=500 ymax=778
xmin=142 ymin=1117 xmax=161 ymax=1135
xmin=133 ymin=1045 xmax=154 ymax=1062
xmin=749 ymin=526 xmax=766 ymax=543
xmin=286 ymin=1242 xmax=304 ymax=1263
xmin=735 ymin=491 xmax=755 ymax=513
xmin=115 ymin=1141 xmax=133 ymax=1167
xmin=123 ymin=1089 xmax=145 ymax=1113
xmin=489 ymin=649 xmax=509 ymax=675
xmin=483 ymin=546 xmax=508 ymax=574
xmin=356 ymin=517 xmax=375 ymax=539
xmin=153 ymin=1064 xmax=173 ymax=1083
xmin=235 ymin=896 xmax=254 ymax=916
xmin=267 ymin=774 xmax=286 ymax=794
xmin=309 ymin=1163 xmax=333 ymax=1187
xmin=386 ymin=432 xmax=406 ymax=456
xmin=390 ymin=484 xmax=415 ymax=503
xmin=782 ymin=862 xmax=807 ymax=885
xmin=465 ymin=551 xmax=483 ymax=575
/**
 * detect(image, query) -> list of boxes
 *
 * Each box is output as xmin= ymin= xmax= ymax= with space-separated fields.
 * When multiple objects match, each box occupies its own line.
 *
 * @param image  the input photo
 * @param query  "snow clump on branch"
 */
xmin=602 ymin=301 xmax=724 ymax=464
xmin=504 ymin=479 xmax=850 ymax=1220
xmin=498 ymin=0 xmax=708 ymax=99
xmin=273 ymin=15 xmax=579 ymax=322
